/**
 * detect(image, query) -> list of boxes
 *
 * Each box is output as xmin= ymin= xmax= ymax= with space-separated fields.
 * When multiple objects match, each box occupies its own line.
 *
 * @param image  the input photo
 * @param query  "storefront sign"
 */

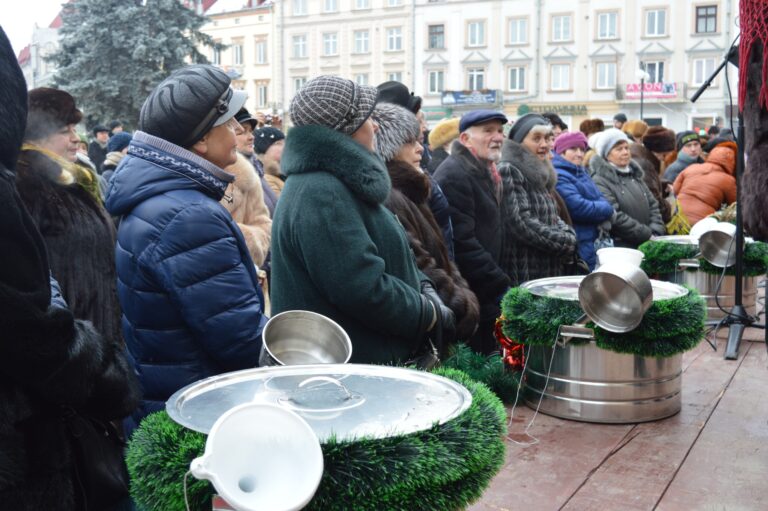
xmin=441 ymin=90 xmax=499 ymax=106
xmin=520 ymin=104 xmax=588 ymax=115
xmin=422 ymin=106 xmax=453 ymax=121
xmin=624 ymin=82 xmax=677 ymax=99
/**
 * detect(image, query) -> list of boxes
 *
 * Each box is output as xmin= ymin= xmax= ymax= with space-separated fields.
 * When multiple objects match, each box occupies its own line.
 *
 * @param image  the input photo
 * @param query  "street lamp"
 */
xmin=635 ymin=67 xmax=651 ymax=121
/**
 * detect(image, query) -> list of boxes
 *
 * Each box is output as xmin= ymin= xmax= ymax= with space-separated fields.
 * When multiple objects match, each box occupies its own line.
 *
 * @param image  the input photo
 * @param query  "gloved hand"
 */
xmin=421 ymin=281 xmax=456 ymax=351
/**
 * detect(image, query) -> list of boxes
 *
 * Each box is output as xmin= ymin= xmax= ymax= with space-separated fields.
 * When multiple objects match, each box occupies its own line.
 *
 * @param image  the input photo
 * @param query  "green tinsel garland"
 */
xmin=126 ymin=368 xmax=507 ymax=511
xmin=500 ymin=287 xmax=706 ymax=358
xmin=639 ymin=239 xmax=768 ymax=276
xmin=442 ymin=343 xmax=520 ymax=403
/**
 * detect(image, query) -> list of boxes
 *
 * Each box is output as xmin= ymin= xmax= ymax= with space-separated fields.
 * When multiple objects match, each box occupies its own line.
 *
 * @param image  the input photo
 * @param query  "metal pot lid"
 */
xmin=651 ymin=235 xmax=698 ymax=245
xmin=166 ymin=364 xmax=472 ymax=441
xmin=521 ymin=276 xmax=688 ymax=302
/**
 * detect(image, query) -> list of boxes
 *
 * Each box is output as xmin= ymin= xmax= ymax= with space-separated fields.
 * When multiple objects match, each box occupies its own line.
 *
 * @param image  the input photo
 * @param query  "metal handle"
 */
xmin=297 ymin=376 xmax=352 ymax=399
xmin=556 ymin=313 xmax=595 ymax=346
xmin=678 ymin=258 xmax=701 ymax=269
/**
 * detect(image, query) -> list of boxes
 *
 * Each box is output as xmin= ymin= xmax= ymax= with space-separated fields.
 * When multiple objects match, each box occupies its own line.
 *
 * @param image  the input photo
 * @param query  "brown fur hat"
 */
xmin=579 ymin=118 xmax=605 ymax=138
xmin=25 ymin=87 xmax=82 ymax=142
xmin=621 ymin=119 xmax=648 ymax=140
xmin=642 ymin=126 xmax=676 ymax=153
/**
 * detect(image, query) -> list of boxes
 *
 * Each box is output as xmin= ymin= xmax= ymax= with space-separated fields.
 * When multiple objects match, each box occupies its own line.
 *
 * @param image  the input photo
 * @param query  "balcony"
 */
xmin=616 ymin=82 xmax=688 ymax=103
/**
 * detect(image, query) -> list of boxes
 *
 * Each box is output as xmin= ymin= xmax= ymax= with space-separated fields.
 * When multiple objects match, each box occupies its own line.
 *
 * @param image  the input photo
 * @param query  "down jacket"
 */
xmin=105 ymin=131 xmax=267 ymax=432
xmin=498 ymin=141 xmax=577 ymax=285
xmin=590 ymin=154 xmax=665 ymax=248
xmin=553 ymin=153 xmax=614 ymax=270
xmin=673 ymin=143 xmax=737 ymax=225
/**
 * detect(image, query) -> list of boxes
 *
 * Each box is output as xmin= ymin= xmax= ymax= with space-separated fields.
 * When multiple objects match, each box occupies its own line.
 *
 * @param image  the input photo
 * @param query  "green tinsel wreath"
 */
xmin=442 ymin=343 xmax=520 ymax=404
xmin=639 ymin=239 xmax=768 ymax=276
xmin=500 ymin=286 xmax=706 ymax=358
xmin=126 ymin=368 xmax=507 ymax=511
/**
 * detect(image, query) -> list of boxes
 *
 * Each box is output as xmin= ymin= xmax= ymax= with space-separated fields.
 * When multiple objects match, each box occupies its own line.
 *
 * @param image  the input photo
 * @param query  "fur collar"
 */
xmin=387 ymin=160 xmax=430 ymax=204
xmin=281 ymin=124 xmax=390 ymax=205
xmin=589 ymin=153 xmax=644 ymax=184
xmin=225 ymin=153 xmax=259 ymax=194
xmin=449 ymin=140 xmax=493 ymax=179
xmin=500 ymin=140 xmax=557 ymax=190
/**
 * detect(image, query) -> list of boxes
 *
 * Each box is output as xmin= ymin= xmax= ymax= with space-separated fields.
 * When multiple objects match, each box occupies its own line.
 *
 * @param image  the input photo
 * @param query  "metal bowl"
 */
xmin=262 ymin=310 xmax=352 ymax=366
xmin=698 ymin=222 xmax=739 ymax=268
xmin=578 ymin=262 xmax=653 ymax=333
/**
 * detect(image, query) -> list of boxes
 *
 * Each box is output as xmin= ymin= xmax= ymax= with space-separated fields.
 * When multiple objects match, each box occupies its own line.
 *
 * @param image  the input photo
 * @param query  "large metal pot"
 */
xmin=698 ymin=222 xmax=740 ymax=267
xmin=260 ymin=310 xmax=352 ymax=366
xmin=578 ymin=262 xmax=653 ymax=333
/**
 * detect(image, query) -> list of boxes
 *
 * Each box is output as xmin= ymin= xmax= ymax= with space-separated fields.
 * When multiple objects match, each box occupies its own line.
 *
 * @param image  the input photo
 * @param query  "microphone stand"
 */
xmin=690 ymin=46 xmax=765 ymax=360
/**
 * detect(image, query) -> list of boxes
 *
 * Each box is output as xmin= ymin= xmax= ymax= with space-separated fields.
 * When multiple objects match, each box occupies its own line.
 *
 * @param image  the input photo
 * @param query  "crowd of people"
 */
xmin=0 ymin=20 xmax=741 ymax=509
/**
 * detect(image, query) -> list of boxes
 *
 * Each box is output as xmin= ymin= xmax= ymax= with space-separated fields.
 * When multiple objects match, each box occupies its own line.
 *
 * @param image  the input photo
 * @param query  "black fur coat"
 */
xmin=384 ymin=160 xmax=480 ymax=342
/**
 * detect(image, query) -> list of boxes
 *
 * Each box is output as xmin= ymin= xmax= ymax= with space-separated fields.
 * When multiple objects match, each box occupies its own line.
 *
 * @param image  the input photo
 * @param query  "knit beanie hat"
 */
xmin=579 ymin=118 xmax=605 ymax=138
xmin=588 ymin=131 xmax=603 ymax=150
xmin=508 ymin=113 xmax=549 ymax=143
xmin=596 ymin=128 xmax=630 ymax=159
xmin=642 ymin=126 xmax=676 ymax=153
xmin=290 ymin=75 xmax=379 ymax=136
xmin=428 ymin=117 xmax=460 ymax=149
xmin=25 ymin=87 xmax=83 ymax=142
xmin=370 ymin=103 xmax=421 ymax=162
xmin=107 ymin=131 xmax=132 ymax=153
xmin=554 ymin=131 xmax=588 ymax=155
xmin=253 ymin=126 xmax=285 ymax=154
xmin=139 ymin=64 xmax=247 ymax=148
xmin=622 ymin=119 xmax=648 ymax=140
xmin=676 ymin=130 xmax=700 ymax=151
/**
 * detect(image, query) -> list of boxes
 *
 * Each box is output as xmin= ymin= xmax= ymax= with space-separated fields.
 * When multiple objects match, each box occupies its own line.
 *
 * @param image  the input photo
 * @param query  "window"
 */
xmin=550 ymin=64 xmax=570 ymax=90
xmin=693 ymin=57 xmax=716 ymax=85
xmin=597 ymin=12 xmax=617 ymax=39
xmin=387 ymin=0 xmax=403 ymax=5
xmin=212 ymin=45 xmax=221 ymax=65
xmin=354 ymin=0 xmax=370 ymax=9
xmin=256 ymin=83 xmax=268 ymax=108
xmin=509 ymin=18 xmax=527 ymax=45
xmin=645 ymin=9 xmax=666 ymax=36
xmin=292 ymin=35 xmax=307 ymax=58
xmin=232 ymin=42 xmax=243 ymax=66
xmin=323 ymin=33 xmax=337 ymax=56
xmin=641 ymin=61 xmax=665 ymax=82
xmin=292 ymin=0 xmax=307 ymax=16
xmin=294 ymin=77 xmax=307 ymax=94
xmin=355 ymin=73 xmax=369 ymax=86
xmin=353 ymin=30 xmax=369 ymax=54
xmin=255 ymin=40 xmax=267 ymax=64
xmin=387 ymin=27 xmax=403 ymax=51
xmin=596 ymin=62 xmax=616 ymax=89
xmin=467 ymin=21 xmax=485 ymax=47
xmin=467 ymin=67 xmax=485 ymax=90
xmin=428 ymin=70 xmax=444 ymax=94
xmin=323 ymin=0 xmax=337 ymax=12
xmin=552 ymin=15 xmax=572 ymax=42
xmin=696 ymin=5 xmax=717 ymax=33
xmin=388 ymin=71 xmax=403 ymax=82
xmin=508 ymin=66 xmax=525 ymax=91
xmin=428 ymin=24 xmax=445 ymax=49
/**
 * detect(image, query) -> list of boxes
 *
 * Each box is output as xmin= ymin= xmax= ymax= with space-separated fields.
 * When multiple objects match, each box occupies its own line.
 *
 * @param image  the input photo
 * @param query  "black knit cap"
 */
xmin=253 ymin=126 xmax=285 ymax=154
xmin=676 ymin=130 xmax=700 ymax=151
xmin=139 ymin=64 xmax=247 ymax=148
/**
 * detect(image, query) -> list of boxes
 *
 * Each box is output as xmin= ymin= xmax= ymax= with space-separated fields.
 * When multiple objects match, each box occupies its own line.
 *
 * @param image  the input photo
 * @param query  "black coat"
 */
xmin=433 ymin=141 xmax=510 ymax=321
xmin=87 ymin=140 xmax=107 ymax=173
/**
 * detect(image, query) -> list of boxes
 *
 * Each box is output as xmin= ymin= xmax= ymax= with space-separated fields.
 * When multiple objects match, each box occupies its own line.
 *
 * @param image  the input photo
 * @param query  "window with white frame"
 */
xmin=256 ymin=82 xmax=268 ymax=108
xmin=552 ymin=15 xmax=572 ymax=42
xmin=294 ymin=77 xmax=307 ymax=94
xmin=467 ymin=67 xmax=485 ymax=90
xmin=641 ymin=61 xmax=664 ymax=82
xmin=388 ymin=71 xmax=403 ymax=82
xmin=387 ymin=0 xmax=403 ymax=6
xmin=353 ymin=30 xmax=369 ymax=53
xmin=354 ymin=0 xmax=370 ymax=9
xmin=645 ymin=9 xmax=666 ymax=36
xmin=509 ymin=18 xmax=527 ymax=45
xmin=428 ymin=24 xmax=445 ymax=49
xmin=212 ymin=45 xmax=221 ymax=65
xmin=428 ymin=70 xmax=444 ymax=94
xmin=596 ymin=62 xmax=616 ymax=88
xmin=387 ymin=27 xmax=403 ymax=51
xmin=323 ymin=33 xmax=338 ymax=56
xmin=550 ymin=64 xmax=570 ymax=90
xmin=292 ymin=0 xmax=307 ymax=16
xmin=232 ymin=42 xmax=243 ymax=65
xmin=696 ymin=5 xmax=717 ymax=33
xmin=467 ymin=21 xmax=485 ymax=47
xmin=255 ymin=40 xmax=267 ymax=64
xmin=508 ymin=66 xmax=525 ymax=91
xmin=693 ymin=57 xmax=716 ymax=85
xmin=323 ymin=0 xmax=337 ymax=13
xmin=597 ymin=12 xmax=617 ymax=40
xmin=292 ymin=34 xmax=307 ymax=58
xmin=355 ymin=73 xmax=369 ymax=86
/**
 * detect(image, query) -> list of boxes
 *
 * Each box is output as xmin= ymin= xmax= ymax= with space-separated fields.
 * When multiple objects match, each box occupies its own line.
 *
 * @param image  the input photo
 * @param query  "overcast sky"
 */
xmin=2 ymin=0 xmax=67 ymax=55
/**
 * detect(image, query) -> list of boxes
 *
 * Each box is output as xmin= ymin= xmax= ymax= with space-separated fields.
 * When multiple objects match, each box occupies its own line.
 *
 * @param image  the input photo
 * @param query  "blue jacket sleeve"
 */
xmin=555 ymin=173 xmax=614 ymax=224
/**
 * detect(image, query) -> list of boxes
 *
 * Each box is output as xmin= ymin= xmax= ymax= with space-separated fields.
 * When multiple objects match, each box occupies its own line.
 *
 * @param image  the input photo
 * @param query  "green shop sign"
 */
xmin=517 ymin=104 xmax=588 ymax=116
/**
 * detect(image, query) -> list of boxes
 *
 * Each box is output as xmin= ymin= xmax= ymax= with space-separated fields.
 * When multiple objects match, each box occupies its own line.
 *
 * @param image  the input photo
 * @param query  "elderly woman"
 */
xmin=498 ymin=113 xmax=577 ymax=285
xmin=589 ymin=128 xmax=665 ymax=248
xmin=372 ymin=102 xmax=479 ymax=346
xmin=552 ymin=131 xmax=614 ymax=270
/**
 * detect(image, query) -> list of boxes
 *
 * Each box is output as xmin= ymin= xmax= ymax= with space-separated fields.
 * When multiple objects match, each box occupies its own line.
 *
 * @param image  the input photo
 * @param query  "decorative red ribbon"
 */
xmin=495 ymin=317 xmax=525 ymax=371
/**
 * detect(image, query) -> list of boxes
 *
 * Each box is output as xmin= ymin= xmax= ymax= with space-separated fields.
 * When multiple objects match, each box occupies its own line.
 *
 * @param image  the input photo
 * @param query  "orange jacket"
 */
xmin=673 ymin=143 xmax=737 ymax=225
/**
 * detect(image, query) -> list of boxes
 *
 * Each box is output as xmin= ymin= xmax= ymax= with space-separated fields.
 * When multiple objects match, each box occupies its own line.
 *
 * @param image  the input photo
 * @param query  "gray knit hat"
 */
xmin=371 ymin=103 xmax=421 ymax=162
xmin=595 ymin=128 xmax=630 ymax=159
xmin=508 ymin=113 xmax=549 ymax=143
xmin=290 ymin=75 xmax=379 ymax=135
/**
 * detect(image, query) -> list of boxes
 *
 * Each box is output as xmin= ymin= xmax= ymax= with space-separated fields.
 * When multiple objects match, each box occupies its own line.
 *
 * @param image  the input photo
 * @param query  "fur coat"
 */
xmin=384 ymin=160 xmax=480 ymax=342
xmin=630 ymin=143 xmax=672 ymax=223
xmin=221 ymin=153 xmax=272 ymax=267
xmin=263 ymin=160 xmax=285 ymax=197
xmin=742 ymin=43 xmax=768 ymax=240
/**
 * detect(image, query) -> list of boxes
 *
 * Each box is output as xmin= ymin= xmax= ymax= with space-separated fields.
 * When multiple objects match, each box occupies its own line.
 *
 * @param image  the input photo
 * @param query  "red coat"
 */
xmin=673 ymin=143 xmax=737 ymax=224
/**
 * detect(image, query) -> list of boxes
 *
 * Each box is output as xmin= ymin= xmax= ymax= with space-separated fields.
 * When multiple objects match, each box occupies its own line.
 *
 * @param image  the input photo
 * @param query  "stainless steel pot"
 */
xmin=577 ymin=262 xmax=653 ymax=333
xmin=698 ymin=222 xmax=739 ymax=267
xmin=260 ymin=310 xmax=352 ymax=366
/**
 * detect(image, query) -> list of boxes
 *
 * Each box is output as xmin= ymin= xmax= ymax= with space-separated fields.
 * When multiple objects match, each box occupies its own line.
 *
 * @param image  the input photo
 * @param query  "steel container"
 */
xmin=669 ymin=267 xmax=757 ymax=320
xmin=260 ymin=310 xmax=352 ymax=366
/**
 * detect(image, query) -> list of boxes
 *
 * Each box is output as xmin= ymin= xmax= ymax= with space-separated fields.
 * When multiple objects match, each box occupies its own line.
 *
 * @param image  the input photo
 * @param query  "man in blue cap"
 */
xmin=433 ymin=109 xmax=511 ymax=354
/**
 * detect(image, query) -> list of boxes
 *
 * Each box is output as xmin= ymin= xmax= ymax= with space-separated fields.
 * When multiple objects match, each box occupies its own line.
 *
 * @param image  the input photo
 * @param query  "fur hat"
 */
xmin=107 ymin=131 xmax=132 ymax=153
xmin=290 ymin=75 xmax=379 ymax=136
xmin=596 ymin=128 xmax=630 ymax=159
xmin=579 ymin=118 xmax=605 ymax=138
xmin=0 ymin=27 xmax=28 ymax=170
xmin=642 ymin=126 xmax=675 ymax=153
xmin=371 ymin=103 xmax=421 ymax=162
xmin=25 ymin=87 xmax=83 ymax=142
xmin=428 ymin=118 xmax=460 ymax=149
xmin=253 ymin=126 xmax=285 ymax=154
xmin=377 ymin=81 xmax=422 ymax=114
xmin=622 ymin=119 xmax=648 ymax=140
xmin=541 ymin=112 xmax=567 ymax=131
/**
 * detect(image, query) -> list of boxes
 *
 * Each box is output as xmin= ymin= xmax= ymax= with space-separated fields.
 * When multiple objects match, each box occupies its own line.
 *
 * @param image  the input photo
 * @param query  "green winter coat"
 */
xmin=271 ymin=125 xmax=432 ymax=364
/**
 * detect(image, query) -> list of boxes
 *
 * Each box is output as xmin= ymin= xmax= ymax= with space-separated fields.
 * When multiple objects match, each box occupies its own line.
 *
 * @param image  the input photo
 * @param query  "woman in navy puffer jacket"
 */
xmin=553 ymin=132 xmax=614 ymax=270
xmin=105 ymin=66 xmax=267 ymax=434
